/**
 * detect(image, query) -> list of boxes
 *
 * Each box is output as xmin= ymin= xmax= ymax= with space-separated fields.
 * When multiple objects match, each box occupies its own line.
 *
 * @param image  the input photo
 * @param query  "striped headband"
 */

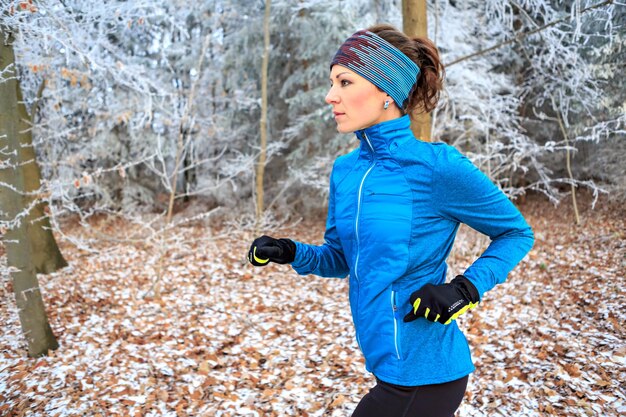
xmin=331 ymin=30 xmax=421 ymax=110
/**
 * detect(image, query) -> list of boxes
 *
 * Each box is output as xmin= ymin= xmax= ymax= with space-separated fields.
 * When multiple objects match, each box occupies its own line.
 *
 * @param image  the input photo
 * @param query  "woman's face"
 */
xmin=325 ymin=65 xmax=398 ymax=133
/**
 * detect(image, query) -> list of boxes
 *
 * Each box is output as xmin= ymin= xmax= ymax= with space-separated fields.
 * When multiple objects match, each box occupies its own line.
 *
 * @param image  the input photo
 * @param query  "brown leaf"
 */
xmin=156 ymin=389 xmax=168 ymax=402
xmin=198 ymin=360 xmax=210 ymax=375
xmin=563 ymin=363 xmax=581 ymax=378
xmin=330 ymin=394 xmax=346 ymax=408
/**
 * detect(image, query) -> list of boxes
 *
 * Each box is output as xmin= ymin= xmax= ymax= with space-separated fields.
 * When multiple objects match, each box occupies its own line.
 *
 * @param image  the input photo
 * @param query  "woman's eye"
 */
xmin=329 ymin=79 xmax=351 ymax=87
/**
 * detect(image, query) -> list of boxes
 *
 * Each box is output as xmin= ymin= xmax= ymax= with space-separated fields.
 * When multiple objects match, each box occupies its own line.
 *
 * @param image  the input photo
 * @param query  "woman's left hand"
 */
xmin=403 ymin=275 xmax=480 ymax=325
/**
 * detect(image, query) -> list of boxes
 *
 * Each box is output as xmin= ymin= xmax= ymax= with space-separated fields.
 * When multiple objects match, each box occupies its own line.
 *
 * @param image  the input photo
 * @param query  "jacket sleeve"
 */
xmin=290 ymin=167 xmax=350 ymax=278
xmin=432 ymin=147 xmax=534 ymax=299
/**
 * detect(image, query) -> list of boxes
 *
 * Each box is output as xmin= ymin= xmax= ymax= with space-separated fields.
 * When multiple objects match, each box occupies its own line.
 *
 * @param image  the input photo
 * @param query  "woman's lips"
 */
xmin=333 ymin=112 xmax=345 ymax=119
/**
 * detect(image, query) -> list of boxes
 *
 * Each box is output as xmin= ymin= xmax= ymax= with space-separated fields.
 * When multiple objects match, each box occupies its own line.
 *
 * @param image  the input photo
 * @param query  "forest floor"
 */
xmin=1 ymin=191 xmax=625 ymax=417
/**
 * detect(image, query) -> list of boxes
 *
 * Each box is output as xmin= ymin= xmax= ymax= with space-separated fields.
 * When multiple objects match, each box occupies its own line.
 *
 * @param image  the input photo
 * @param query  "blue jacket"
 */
xmin=291 ymin=115 xmax=534 ymax=386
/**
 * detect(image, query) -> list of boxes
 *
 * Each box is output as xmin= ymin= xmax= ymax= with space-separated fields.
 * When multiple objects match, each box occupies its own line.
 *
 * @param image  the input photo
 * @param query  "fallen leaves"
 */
xmin=1 ymin=193 xmax=624 ymax=416
xmin=456 ymin=194 xmax=626 ymax=417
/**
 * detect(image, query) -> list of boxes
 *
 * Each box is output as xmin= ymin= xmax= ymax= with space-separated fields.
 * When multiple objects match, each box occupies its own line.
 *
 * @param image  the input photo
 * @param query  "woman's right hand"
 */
xmin=247 ymin=235 xmax=296 ymax=266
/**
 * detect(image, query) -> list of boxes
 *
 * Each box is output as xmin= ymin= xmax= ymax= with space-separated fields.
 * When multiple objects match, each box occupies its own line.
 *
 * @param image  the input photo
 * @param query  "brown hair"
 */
xmin=366 ymin=24 xmax=445 ymax=115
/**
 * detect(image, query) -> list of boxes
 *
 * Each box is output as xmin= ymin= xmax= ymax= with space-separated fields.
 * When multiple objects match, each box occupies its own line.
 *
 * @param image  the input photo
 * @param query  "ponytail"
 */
xmin=366 ymin=24 xmax=445 ymax=115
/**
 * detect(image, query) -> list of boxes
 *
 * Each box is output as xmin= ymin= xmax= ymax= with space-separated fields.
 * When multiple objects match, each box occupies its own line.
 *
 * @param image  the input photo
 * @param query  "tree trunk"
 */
xmin=256 ymin=0 xmax=271 ymax=227
xmin=16 ymin=81 xmax=68 ymax=274
xmin=1 ymin=28 xmax=59 ymax=357
xmin=403 ymin=0 xmax=432 ymax=142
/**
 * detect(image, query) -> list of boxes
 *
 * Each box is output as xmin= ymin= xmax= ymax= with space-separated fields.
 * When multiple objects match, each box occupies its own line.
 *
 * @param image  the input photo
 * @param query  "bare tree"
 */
xmin=1 ymin=27 xmax=59 ymax=357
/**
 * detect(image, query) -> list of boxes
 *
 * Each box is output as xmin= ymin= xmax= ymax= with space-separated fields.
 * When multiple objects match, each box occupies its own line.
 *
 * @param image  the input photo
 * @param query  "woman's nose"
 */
xmin=325 ymin=87 xmax=338 ymax=105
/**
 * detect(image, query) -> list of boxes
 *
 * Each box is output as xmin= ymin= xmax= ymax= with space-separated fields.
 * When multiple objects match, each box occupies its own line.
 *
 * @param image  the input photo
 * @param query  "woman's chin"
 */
xmin=335 ymin=123 xmax=353 ymax=134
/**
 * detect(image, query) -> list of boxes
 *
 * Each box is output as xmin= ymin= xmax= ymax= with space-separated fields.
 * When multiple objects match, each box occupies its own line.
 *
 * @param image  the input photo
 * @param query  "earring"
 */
xmin=384 ymin=100 xmax=390 ymax=110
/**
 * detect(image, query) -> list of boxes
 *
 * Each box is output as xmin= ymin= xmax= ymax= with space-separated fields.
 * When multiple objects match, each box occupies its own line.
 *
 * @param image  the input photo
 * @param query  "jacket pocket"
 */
xmin=391 ymin=290 xmax=403 ymax=360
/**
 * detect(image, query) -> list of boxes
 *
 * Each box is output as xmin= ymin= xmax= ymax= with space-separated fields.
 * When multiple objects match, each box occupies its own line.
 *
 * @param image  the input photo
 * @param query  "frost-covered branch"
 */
xmin=446 ymin=0 xmax=614 ymax=67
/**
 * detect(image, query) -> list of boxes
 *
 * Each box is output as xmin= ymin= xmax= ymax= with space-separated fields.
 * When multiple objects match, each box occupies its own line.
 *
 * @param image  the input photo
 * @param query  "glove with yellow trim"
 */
xmin=247 ymin=235 xmax=296 ymax=266
xmin=403 ymin=275 xmax=480 ymax=325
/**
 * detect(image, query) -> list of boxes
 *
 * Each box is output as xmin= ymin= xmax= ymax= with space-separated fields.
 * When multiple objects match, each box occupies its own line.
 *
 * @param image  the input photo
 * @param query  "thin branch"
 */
xmin=551 ymin=95 xmax=581 ymax=225
xmin=165 ymin=32 xmax=212 ymax=225
xmin=446 ymin=0 xmax=614 ymax=67
xmin=30 ymin=78 xmax=46 ymax=124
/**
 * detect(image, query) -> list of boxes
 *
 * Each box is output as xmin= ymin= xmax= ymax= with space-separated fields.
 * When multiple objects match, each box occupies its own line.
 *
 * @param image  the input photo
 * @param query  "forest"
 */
xmin=1 ymin=0 xmax=625 ymax=416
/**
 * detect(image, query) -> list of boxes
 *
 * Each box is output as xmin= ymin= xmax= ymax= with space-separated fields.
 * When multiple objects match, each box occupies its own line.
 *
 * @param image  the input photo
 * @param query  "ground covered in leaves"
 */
xmin=1 ymin=193 xmax=625 ymax=416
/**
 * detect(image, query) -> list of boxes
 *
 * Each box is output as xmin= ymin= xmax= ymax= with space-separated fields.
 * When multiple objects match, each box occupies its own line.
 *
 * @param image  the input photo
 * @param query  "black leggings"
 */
xmin=351 ymin=375 xmax=469 ymax=417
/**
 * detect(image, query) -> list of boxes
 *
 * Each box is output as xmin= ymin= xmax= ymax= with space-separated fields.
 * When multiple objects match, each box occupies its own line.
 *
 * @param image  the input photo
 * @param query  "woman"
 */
xmin=247 ymin=24 xmax=534 ymax=417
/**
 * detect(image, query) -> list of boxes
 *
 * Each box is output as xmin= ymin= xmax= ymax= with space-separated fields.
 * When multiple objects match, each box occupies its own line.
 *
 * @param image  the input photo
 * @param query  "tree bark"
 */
xmin=16 ymin=81 xmax=68 ymax=273
xmin=256 ymin=0 xmax=271 ymax=227
xmin=403 ymin=0 xmax=432 ymax=142
xmin=1 ymin=28 xmax=59 ymax=357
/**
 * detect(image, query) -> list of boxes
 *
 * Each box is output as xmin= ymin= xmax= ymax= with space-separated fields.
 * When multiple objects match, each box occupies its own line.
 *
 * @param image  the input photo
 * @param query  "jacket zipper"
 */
xmin=392 ymin=290 xmax=401 ymax=360
xmin=354 ymin=132 xmax=375 ymax=352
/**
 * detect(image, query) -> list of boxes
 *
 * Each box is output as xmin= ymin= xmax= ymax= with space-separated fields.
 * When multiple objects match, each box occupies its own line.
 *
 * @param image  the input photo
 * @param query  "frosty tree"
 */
xmin=433 ymin=0 xmax=624 ymax=206
xmin=1 ymin=21 xmax=60 ymax=357
xmin=1 ymin=0 xmax=623 ymax=239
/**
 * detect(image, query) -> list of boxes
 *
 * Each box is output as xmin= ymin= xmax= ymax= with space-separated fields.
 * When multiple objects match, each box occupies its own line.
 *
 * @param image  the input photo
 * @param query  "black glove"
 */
xmin=403 ymin=275 xmax=480 ymax=325
xmin=247 ymin=235 xmax=296 ymax=266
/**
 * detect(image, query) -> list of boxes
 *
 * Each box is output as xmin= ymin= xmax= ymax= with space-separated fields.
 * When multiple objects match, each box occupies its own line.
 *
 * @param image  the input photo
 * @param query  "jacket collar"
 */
xmin=355 ymin=115 xmax=413 ymax=157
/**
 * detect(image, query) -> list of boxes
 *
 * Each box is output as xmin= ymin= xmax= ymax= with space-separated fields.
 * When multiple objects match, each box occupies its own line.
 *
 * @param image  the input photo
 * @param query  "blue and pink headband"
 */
xmin=331 ymin=30 xmax=421 ymax=110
